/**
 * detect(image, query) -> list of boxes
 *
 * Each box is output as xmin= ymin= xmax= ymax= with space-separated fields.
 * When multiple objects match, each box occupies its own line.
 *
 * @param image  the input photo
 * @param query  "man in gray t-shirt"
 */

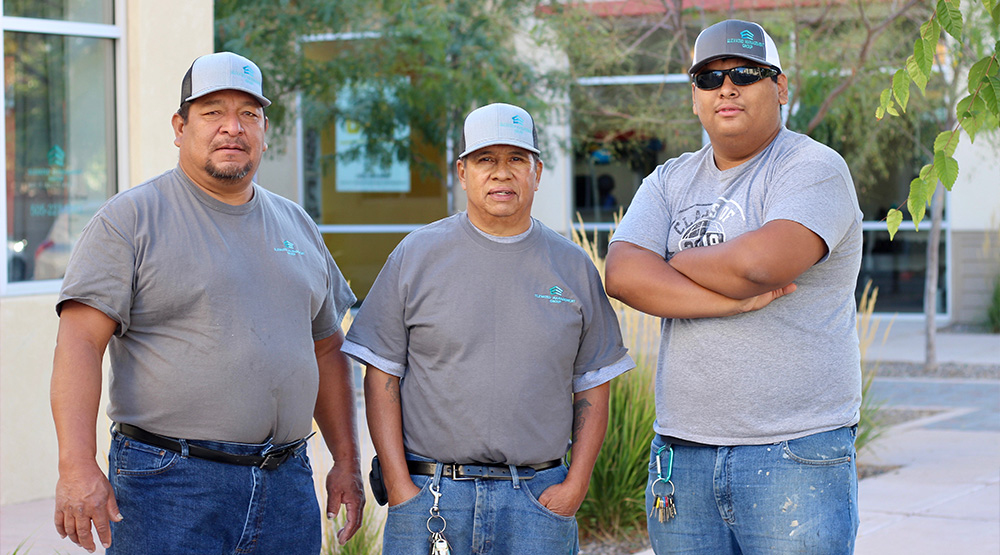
xmin=50 ymin=52 xmax=363 ymax=554
xmin=343 ymin=103 xmax=634 ymax=554
xmin=606 ymin=20 xmax=862 ymax=554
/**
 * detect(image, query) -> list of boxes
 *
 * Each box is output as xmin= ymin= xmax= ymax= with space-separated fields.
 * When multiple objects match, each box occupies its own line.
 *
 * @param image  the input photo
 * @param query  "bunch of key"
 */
xmin=427 ymin=482 xmax=452 ymax=555
xmin=429 ymin=531 xmax=452 ymax=555
xmin=650 ymin=486 xmax=677 ymax=522
xmin=650 ymin=444 xmax=677 ymax=522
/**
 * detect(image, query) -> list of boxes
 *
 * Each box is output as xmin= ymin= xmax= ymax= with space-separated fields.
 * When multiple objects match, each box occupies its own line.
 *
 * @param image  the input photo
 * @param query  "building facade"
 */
xmin=2 ymin=1 xmax=997 ymax=506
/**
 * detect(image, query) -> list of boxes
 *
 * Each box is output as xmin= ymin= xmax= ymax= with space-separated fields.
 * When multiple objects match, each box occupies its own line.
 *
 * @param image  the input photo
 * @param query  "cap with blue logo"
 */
xmin=180 ymin=51 xmax=271 ymax=108
xmin=689 ymin=20 xmax=782 ymax=75
xmin=459 ymin=103 xmax=540 ymax=159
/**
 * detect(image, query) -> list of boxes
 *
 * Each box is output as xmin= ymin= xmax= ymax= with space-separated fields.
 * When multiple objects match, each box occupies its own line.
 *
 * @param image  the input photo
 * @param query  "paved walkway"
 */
xmin=3 ymin=321 xmax=998 ymax=554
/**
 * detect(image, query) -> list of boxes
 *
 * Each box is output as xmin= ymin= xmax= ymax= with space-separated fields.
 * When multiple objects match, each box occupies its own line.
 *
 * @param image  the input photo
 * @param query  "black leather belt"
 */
xmin=115 ymin=423 xmax=305 ymax=470
xmin=406 ymin=459 xmax=563 ymax=481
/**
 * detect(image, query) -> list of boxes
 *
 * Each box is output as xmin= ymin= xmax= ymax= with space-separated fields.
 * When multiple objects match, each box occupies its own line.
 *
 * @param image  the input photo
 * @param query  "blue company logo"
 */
xmin=511 ymin=115 xmax=523 ymax=125
xmin=274 ymin=240 xmax=305 ymax=256
xmin=534 ymin=285 xmax=576 ymax=304
xmin=242 ymin=65 xmax=253 ymax=76
xmin=728 ymin=29 xmax=764 ymax=51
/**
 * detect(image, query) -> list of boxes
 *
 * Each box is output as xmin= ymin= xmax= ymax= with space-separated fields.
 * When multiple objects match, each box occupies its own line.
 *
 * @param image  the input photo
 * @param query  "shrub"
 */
xmin=855 ymin=280 xmax=892 ymax=454
xmin=571 ymin=219 xmax=660 ymax=538
xmin=987 ymin=275 xmax=1000 ymax=333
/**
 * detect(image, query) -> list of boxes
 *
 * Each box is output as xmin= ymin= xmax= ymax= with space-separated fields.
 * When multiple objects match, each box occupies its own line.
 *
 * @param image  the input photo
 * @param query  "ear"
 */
xmin=171 ymin=113 xmax=185 ymax=148
xmin=777 ymin=73 xmax=789 ymax=105
xmin=691 ymin=83 xmax=699 ymax=116
xmin=456 ymin=159 xmax=468 ymax=191
xmin=533 ymin=159 xmax=543 ymax=191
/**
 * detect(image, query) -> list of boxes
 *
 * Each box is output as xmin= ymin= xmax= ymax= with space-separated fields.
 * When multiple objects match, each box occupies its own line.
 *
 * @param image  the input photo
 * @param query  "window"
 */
xmin=299 ymin=36 xmax=449 ymax=301
xmin=2 ymin=1 xmax=121 ymax=294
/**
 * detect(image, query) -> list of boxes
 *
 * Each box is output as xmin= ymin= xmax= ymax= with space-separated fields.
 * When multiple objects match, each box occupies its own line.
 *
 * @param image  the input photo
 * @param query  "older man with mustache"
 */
xmin=51 ymin=52 xmax=363 ymax=554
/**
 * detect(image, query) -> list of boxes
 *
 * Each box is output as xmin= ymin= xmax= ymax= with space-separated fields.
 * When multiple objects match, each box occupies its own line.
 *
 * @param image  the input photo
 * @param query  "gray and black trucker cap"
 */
xmin=689 ymin=19 xmax=782 ymax=75
xmin=459 ymin=103 xmax=540 ymax=159
xmin=180 ymin=51 xmax=271 ymax=108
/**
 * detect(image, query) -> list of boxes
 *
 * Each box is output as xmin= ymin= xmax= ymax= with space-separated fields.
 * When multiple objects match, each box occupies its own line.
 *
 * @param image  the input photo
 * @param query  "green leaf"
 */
xmin=919 ymin=18 xmax=941 ymax=43
xmin=913 ymin=37 xmax=934 ymax=77
xmin=908 ymin=185 xmax=926 ymax=230
xmin=886 ymin=208 xmax=903 ymax=240
xmin=918 ymin=163 xmax=936 ymax=204
xmin=933 ymin=130 xmax=959 ymax=157
xmin=981 ymin=75 xmax=1000 ymax=115
xmin=892 ymin=69 xmax=910 ymax=112
xmin=957 ymin=94 xmax=987 ymax=138
xmin=937 ymin=0 xmax=963 ymax=41
xmin=877 ymin=88 xmax=896 ymax=119
xmin=906 ymin=54 xmax=929 ymax=93
xmin=934 ymin=150 xmax=959 ymax=190
xmin=968 ymin=56 xmax=998 ymax=95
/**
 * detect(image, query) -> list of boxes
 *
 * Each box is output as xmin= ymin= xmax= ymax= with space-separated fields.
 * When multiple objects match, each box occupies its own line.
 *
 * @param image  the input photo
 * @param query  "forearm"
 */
xmin=605 ymin=242 xmax=756 ymax=318
xmin=51 ymin=302 xmax=115 ymax=468
xmin=564 ymin=382 xmax=610 ymax=492
xmin=363 ymin=366 xmax=412 ymax=495
xmin=668 ymin=242 xmax=782 ymax=299
xmin=313 ymin=332 xmax=361 ymax=467
xmin=669 ymin=220 xmax=827 ymax=298
xmin=51 ymin=344 xmax=103 ymax=468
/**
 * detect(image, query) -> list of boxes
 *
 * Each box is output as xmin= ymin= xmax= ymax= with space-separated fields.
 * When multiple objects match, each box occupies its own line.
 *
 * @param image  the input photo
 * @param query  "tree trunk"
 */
xmin=923 ymin=181 xmax=946 ymax=372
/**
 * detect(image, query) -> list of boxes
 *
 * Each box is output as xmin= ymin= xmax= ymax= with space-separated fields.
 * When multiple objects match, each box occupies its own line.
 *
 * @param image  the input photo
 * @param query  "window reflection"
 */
xmin=3 ymin=0 xmax=113 ymax=25
xmin=5 ymin=31 xmax=116 ymax=282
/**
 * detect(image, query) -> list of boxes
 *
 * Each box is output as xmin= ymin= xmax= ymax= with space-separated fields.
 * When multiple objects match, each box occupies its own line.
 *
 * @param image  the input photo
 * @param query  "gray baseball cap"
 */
xmin=689 ymin=20 xmax=782 ymax=75
xmin=459 ymin=103 xmax=540 ymax=158
xmin=180 ymin=51 xmax=271 ymax=108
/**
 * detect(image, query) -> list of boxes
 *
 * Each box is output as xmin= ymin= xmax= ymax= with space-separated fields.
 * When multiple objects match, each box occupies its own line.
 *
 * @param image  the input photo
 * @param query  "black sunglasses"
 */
xmin=693 ymin=66 xmax=780 ymax=90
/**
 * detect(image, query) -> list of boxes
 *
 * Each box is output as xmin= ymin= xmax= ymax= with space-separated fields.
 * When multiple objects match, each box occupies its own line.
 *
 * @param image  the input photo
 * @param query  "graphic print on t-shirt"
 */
xmin=675 ymin=197 xmax=746 ymax=252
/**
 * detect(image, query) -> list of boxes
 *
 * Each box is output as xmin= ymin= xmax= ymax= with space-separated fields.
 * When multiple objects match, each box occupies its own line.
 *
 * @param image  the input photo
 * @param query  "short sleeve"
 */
xmin=57 ymin=208 xmax=136 ymax=335
xmin=311 ymin=249 xmax=357 ymax=341
xmin=572 ymin=262 xmax=631 ymax=377
xmin=609 ymin=163 xmax=674 ymax=257
xmin=763 ymin=150 xmax=859 ymax=261
xmin=342 ymin=252 xmax=409 ymax=374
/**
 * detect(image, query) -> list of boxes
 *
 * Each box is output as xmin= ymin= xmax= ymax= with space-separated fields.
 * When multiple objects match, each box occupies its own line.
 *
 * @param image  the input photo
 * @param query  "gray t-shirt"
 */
xmin=58 ymin=167 xmax=356 ymax=444
xmin=611 ymin=127 xmax=863 ymax=445
xmin=343 ymin=213 xmax=633 ymax=465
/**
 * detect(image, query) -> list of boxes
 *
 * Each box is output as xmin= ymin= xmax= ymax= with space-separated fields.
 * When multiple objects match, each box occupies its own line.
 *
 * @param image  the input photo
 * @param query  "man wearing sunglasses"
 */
xmin=606 ymin=19 xmax=862 ymax=554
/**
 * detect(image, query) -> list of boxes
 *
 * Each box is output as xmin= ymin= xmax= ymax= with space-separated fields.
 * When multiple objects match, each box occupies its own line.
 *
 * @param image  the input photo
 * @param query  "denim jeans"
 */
xmin=382 ymin=454 xmax=579 ymax=555
xmin=107 ymin=428 xmax=321 ymax=554
xmin=645 ymin=427 xmax=859 ymax=555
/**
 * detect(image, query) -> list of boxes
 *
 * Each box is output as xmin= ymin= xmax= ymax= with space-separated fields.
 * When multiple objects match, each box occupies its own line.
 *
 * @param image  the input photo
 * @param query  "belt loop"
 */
xmin=178 ymin=438 xmax=189 ymax=458
xmin=509 ymin=464 xmax=520 ymax=489
xmin=432 ymin=462 xmax=444 ymax=490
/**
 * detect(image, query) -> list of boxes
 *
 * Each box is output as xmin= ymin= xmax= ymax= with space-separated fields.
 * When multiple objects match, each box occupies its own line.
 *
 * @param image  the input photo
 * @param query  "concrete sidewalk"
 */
xmin=3 ymin=320 xmax=997 ymax=554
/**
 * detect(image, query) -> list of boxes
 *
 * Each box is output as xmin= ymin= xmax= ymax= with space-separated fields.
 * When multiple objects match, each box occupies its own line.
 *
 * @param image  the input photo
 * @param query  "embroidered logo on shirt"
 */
xmin=534 ymin=285 xmax=577 ymax=304
xmin=274 ymin=240 xmax=305 ymax=256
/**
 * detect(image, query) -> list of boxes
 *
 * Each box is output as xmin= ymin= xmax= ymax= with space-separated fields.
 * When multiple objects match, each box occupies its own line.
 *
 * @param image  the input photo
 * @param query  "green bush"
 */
xmin=571 ymin=218 xmax=660 ymax=539
xmin=987 ymin=275 xmax=1000 ymax=333
xmin=856 ymin=281 xmax=891 ymax=454
xmin=575 ymin=360 xmax=657 ymax=539
xmin=322 ymin=503 xmax=385 ymax=555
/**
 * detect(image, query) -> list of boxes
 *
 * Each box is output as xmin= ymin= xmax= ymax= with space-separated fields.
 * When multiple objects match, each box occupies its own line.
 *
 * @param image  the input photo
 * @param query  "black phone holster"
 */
xmin=369 ymin=455 xmax=388 ymax=506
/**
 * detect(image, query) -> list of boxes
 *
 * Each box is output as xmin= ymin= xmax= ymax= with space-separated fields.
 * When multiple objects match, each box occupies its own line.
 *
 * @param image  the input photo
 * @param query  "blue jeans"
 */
xmin=383 ymin=454 xmax=579 ymax=555
xmin=107 ymin=428 xmax=321 ymax=554
xmin=645 ymin=427 xmax=859 ymax=554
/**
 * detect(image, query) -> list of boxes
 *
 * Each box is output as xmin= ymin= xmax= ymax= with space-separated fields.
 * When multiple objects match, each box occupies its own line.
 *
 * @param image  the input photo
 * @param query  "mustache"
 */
xmin=211 ymin=137 xmax=251 ymax=151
